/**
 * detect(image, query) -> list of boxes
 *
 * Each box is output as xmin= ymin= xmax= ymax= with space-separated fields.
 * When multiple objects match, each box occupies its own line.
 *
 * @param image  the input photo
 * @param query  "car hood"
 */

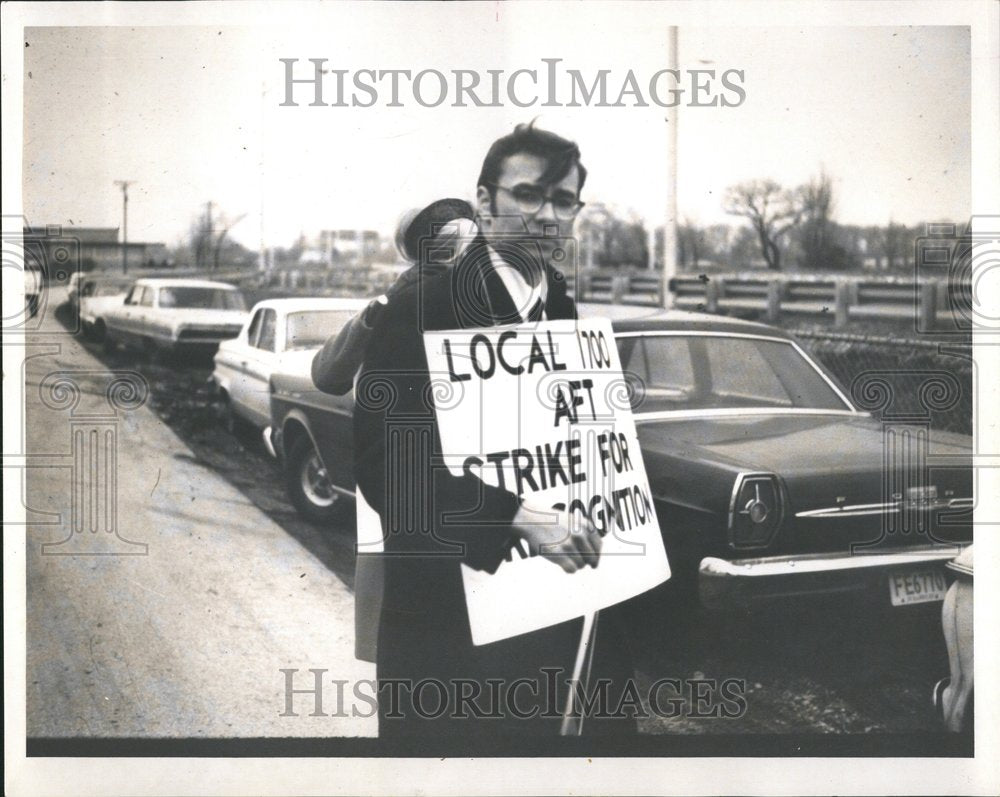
xmin=635 ymin=411 xmax=972 ymax=515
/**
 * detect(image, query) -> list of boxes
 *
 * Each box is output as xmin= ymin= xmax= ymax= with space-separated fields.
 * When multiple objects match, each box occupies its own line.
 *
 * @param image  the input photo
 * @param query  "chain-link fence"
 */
xmin=791 ymin=329 xmax=973 ymax=436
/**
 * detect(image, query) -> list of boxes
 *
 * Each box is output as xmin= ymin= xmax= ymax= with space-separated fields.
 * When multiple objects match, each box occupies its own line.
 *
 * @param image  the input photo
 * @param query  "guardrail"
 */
xmin=78 ymin=265 xmax=959 ymax=329
xmin=570 ymin=270 xmax=664 ymax=307
xmin=668 ymin=273 xmax=953 ymax=328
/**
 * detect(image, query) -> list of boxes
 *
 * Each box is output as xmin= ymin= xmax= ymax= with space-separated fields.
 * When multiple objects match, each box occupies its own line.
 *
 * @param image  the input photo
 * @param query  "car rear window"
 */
xmin=617 ymin=334 xmax=849 ymax=413
xmin=95 ymin=283 xmax=127 ymax=297
xmin=158 ymin=287 xmax=247 ymax=311
xmin=285 ymin=310 xmax=357 ymax=350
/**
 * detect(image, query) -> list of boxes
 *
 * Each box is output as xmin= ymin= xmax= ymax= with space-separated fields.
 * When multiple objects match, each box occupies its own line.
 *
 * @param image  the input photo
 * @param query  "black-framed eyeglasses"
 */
xmin=490 ymin=183 xmax=585 ymax=220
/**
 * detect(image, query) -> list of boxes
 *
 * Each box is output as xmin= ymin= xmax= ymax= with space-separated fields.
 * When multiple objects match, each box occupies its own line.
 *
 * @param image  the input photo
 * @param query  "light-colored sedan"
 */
xmin=103 ymin=278 xmax=248 ymax=357
xmin=212 ymin=297 xmax=368 ymax=429
xmin=78 ymin=277 xmax=129 ymax=340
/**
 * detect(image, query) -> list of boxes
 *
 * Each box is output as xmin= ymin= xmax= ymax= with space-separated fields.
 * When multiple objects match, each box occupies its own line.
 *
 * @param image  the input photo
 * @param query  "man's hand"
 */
xmin=511 ymin=502 xmax=602 ymax=573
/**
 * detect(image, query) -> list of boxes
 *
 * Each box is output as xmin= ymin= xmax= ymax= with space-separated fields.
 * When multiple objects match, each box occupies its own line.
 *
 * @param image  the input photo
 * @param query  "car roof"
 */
xmin=577 ymin=303 xmax=794 ymax=338
xmin=132 ymin=278 xmax=239 ymax=289
xmin=248 ymin=297 xmax=371 ymax=312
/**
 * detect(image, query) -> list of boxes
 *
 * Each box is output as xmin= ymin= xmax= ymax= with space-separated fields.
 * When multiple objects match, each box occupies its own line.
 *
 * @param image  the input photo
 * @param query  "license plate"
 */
xmin=889 ymin=568 xmax=948 ymax=606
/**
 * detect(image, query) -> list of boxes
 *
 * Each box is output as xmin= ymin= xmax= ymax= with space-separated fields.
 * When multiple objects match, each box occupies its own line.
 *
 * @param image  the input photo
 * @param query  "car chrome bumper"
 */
xmin=169 ymin=339 xmax=228 ymax=350
xmin=698 ymin=544 xmax=968 ymax=610
xmin=262 ymin=426 xmax=278 ymax=459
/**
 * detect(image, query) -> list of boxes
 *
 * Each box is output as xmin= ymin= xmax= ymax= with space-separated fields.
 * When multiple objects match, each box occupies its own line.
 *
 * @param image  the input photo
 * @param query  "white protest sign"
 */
xmin=424 ymin=317 xmax=670 ymax=646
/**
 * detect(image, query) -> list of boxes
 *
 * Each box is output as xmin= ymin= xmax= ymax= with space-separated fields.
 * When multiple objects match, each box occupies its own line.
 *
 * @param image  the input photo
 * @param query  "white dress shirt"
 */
xmin=488 ymin=246 xmax=547 ymax=322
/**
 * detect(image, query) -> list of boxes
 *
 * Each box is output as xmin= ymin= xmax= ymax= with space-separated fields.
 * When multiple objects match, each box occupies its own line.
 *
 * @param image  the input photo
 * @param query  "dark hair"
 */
xmin=477 ymin=122 xmax=587 ymax=204
xmin=397 ymin=198 xmax=474 ymax=262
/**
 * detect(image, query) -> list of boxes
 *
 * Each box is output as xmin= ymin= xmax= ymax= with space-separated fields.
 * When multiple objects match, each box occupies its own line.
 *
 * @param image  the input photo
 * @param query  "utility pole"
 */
xmin=114 ymin=180 xmax=135 ymax=274
xmin=661 ymin=26 xmax=679 ymax=308
xmin=206 ymin=201 xmax=214 ymax=271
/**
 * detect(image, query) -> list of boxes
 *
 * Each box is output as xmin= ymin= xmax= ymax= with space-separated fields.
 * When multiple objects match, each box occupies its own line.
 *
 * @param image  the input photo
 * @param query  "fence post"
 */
xmin=611 ymin=273 xmax=626 ymax=304
xmin=834 ymin=280 xmax=850 ymax=327
xmin=705 ymin=278 xmax=719 ymax=314
xmin=920 ymin=280 xmax=938 ymax=330
xmin=766 ymin=280 xmax=782 ymax=323
xmin=935 ymin=279 xmax=949 ymax=314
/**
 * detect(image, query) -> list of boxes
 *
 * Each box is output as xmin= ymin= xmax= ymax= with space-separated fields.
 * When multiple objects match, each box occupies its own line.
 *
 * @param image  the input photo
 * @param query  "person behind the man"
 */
xmin=353 ymin=123 xmax=636 ymax=739
xmin=312 ymin=197 xmax=477 ymax=396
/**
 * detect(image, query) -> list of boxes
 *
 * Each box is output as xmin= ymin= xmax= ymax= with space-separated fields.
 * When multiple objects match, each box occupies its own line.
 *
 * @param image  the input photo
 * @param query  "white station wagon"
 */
xmin=103 ymin=278 xmax=249 ymax=357
xmin=212 ymin=296 xmax=368 ymax=429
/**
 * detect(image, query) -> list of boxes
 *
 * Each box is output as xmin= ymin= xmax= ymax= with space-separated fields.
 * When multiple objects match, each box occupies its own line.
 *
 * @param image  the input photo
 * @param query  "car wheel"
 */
xmin=92 ymin=319 xmax=107 ymax=343
xmin=286 ymin=435 xmax=341 ymax=523
xmin=102 ymin=329 xmax=119 ymax=354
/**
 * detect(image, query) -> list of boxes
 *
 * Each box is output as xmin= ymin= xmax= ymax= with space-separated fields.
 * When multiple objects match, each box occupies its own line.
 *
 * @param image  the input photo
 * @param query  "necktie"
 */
xmin=525 ymin=298 xmax=544 ymax=322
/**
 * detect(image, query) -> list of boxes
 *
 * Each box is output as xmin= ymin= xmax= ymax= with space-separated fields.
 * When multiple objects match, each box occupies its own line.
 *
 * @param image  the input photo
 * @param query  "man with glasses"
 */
xmin=472 ymin=125 xmax=586 ymax=325
xmin=353 ymin=123 xmax=636 ymax=741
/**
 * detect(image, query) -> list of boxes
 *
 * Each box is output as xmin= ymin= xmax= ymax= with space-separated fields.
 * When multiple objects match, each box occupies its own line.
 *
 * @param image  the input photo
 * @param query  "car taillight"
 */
xmin=728 ymin=473 xmax=783 ymax=549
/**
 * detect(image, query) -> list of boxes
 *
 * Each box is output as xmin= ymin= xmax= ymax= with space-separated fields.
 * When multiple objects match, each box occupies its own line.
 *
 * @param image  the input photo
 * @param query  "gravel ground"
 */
xmin=58 ymin=302 xmax=956 ymax=736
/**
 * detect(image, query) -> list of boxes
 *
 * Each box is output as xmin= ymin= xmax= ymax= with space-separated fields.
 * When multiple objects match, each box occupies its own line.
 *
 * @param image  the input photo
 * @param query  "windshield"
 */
xmin=616 ymin=334 xmax=849 ymax=414
xmin=157 ymin=287 xmax=246 ymax=311
xmin=285 ymin=310 xmax=358 ymax=350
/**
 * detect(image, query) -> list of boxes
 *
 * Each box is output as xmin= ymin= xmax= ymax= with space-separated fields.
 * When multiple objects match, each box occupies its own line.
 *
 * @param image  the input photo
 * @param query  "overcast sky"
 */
xmin=22 ymin=6 xmax=970 ymax=250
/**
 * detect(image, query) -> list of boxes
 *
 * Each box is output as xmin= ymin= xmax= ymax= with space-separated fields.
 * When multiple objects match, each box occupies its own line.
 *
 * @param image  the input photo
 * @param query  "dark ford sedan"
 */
xmin=266 ymin=309 xmax=972 ymax=616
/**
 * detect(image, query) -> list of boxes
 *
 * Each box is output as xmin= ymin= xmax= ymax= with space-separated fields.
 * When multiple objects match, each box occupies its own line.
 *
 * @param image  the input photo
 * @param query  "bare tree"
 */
xmin=864 ymin=225 xmax=886 ymax=269
xmin=189 ymin=211 xmax=213 ymax=270
xmin=882 ymin=221 xmax=911 ymax=270
xmin=723 ymin=180 xmax=802 ymax=270
xmin=212 ymin=212 xmax=247 ymax=270
xmin=677 ymin=220 xmax=708 ymax=269
xmin=576 ymin=203 xmax=647 ymax=268
xmin=797 ymin=171 xmax=834 ymax=268
xmin=185 ymin=202 xmax=247 ymax=271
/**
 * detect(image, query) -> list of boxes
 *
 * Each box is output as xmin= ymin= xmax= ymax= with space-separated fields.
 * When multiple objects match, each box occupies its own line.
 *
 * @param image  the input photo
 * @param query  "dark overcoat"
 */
xmin=353 ymin=237 xmax=635 ymax=740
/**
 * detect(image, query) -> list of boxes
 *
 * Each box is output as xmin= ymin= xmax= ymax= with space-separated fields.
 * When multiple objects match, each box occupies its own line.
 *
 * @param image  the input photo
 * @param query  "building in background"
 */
xmin=318 ymin=229 xmax=381 ymax=268
xmin=23 ymin=225 xmax=168 ymax=273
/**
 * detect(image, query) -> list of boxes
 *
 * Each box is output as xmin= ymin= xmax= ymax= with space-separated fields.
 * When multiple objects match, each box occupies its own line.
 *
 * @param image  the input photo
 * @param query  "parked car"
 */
xmin=933 ymin=545 xmax=974 ymax=732
xmin=66 ymin=271 xmax=86 ymax=312
xmin=24 ymin=260 xmax=44 ymax=319
xmin=266 ymin=308 xmax=973 ymax=615
xmin=103 ymin=278 xmax=248 ymax=357
xmin=78 ymin=277 xmax=130 ymax=340
xmin=212 ymin=297 xmax=368 ymax=430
